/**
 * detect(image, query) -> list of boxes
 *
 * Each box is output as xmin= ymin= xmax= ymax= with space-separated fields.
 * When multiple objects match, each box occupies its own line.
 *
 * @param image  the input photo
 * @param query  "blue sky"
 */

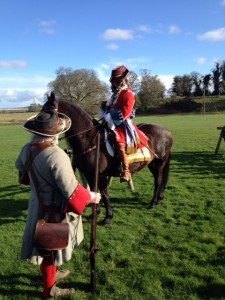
xmin=1 ymin=0 xmax=225 ymax=108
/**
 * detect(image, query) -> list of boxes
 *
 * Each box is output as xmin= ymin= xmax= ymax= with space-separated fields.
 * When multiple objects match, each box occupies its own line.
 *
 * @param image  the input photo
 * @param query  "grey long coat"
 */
xmin=15 ymin=143 xmax=84 ymax=266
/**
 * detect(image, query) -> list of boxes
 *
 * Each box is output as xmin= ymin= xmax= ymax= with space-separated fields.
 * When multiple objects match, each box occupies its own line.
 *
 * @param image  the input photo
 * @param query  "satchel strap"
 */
xmin=25 ymin=143 xmax=60 ymax=220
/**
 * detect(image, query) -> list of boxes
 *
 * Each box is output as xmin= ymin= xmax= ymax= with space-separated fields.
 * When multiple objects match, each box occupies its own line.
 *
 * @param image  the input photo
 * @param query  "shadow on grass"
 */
xmin=196 ymin=283 xmax=225 ymax=299
xmin=171 ymin=151 xmax=225 ymax=179
xmin=1 ymin=151 xmax=224 ymax=224
xmin=0 ymin=184 xmax=29 ymax=197
xmin=0 ymin=273 xmax=40 ymax=298
xmin=0 ymin=184 xmax=28 ymax=225
xmin=0 ymin=273 xmax=90 ymax=298
xmin=209 ymin=246 xmax=225 ymax=267
xmin=194 ymin=247 xmax=225 ymax=298
xmin=93 ymin=150 xmax=225 ymax=214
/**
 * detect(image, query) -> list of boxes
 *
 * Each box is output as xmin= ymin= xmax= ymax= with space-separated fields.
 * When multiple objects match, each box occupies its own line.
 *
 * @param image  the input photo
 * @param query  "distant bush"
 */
xmin=28 ymin=103 xmax=41 ymax=112
xmin=136 ymin=95 xmax=225 ymax=115
xmin=163 ymin=98 xmax=202 ymax=112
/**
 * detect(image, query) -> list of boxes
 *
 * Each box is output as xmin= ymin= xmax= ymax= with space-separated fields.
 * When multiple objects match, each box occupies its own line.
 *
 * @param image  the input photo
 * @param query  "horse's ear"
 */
xmin=43 ymin=92 xmax=58 ymax=111
xmin=48 ymin=92 xmax=55 ymax=101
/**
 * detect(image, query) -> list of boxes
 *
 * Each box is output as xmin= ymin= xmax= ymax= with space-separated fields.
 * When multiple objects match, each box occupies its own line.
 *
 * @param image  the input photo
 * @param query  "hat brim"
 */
xmin=23 ymin=113 xmax=71 ymax=137
xmin=109 ymin=69 xmax=129 ymax=82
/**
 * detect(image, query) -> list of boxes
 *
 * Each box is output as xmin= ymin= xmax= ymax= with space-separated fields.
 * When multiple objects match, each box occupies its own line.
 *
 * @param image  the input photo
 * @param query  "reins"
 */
xmin=73 ymin=144 xmax=97 ymax=159
xmin=58 ymin=120 xmax=103 ymax=142
xmin=60 ymin=121 xmax=102 ymax=158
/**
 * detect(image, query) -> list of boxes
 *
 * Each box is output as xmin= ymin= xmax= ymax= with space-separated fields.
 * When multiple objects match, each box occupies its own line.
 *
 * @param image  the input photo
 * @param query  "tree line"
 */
xmin=48 ymin=67 xmax=165 ymax=114
xmin=47 ymin=61 xmax=225 ymax=114
xmin=171 ymin=61 xmax=225 ymax=98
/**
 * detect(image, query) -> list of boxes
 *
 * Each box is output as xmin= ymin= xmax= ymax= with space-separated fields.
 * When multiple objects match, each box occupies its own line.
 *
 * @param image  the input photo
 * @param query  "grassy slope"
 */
xmin=1 ymin=113 xmax=225 ymax=299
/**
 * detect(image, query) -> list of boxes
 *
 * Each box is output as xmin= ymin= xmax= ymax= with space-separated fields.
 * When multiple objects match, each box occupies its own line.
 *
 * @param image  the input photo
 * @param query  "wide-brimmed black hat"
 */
xmin=23 ymin=111 xmax=71 ymax=137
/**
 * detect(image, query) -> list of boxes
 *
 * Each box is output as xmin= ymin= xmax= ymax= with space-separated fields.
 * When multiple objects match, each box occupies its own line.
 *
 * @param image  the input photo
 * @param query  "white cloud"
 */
xmin=221 ymin=0 xmax=225 ymax=5
xmin=101 ymin=28 xmax=133 ymax=40
xmin=168 ymin=25 xmax=181 ymax=34
xmin=95 ymin=68 xmax=110 ymax=84
xmin=0 ymin=74 xmax=53 ymax=89
xmin=38 ymin=20 xmax=56 ymax=35
xmin=158 ymin=75 xmax=174 ymax=90
xmin=136 ymin=25 xmax=152 ymax=33
xmin=196 ymin=57 xmax=206 ymax=65
xmin=0 ymin=74 xmax=53 ymax=108
xmin=0 ymin=89 xmax=46 ymax=109
xmin=197 ymin=27 xmax=225 ymax=41
xmin=100 ymin=63 xmax=110 ymax=71
xmin=0 ymin=60 xmax=27 ymax=68
xmin=106 ymin=43 xmax=119 ymax=50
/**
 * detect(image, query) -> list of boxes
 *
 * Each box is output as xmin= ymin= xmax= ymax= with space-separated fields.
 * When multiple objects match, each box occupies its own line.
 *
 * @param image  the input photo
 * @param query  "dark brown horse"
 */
xmin=58 ymin=99 xmax=173 ymax=225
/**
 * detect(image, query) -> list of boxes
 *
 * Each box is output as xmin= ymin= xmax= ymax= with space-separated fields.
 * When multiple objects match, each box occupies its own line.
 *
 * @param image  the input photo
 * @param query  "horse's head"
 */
xmin=42 ymin=92 xmax=58 ymax=112
xmin=58 ymin=99 xmax=101 ymax=139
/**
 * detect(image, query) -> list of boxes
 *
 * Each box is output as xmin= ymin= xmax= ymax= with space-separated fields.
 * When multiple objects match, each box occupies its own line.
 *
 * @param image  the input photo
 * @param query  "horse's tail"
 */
xmin=162 ymin=153 xmax=171 ymax=190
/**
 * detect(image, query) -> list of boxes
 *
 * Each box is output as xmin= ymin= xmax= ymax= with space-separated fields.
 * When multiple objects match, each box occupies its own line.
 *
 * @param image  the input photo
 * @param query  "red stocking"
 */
xmin=40 ymin=254 xmax=57 ymax=298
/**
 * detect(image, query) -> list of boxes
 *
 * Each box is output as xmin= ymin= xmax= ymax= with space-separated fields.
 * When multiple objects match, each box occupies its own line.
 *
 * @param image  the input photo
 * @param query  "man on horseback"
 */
xmin=101 ymin=65 xmax=148 ymax=182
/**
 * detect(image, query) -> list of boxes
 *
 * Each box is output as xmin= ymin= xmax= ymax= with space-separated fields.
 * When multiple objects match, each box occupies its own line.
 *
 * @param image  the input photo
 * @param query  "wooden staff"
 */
xmin=89 ymin=133 xmax=100 ymax=292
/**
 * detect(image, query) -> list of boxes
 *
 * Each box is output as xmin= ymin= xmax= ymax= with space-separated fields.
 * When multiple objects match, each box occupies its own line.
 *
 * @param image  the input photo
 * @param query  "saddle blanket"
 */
xmin=105 ymin=129 xmax=154 ymax=164
xmin=127 ymin=146 xmax=153 ymax=164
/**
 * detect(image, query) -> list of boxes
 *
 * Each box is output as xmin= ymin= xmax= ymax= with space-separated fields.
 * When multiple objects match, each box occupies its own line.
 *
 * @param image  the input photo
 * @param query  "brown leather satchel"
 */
xmin=34 ymin=218 xmax=69 ymax=251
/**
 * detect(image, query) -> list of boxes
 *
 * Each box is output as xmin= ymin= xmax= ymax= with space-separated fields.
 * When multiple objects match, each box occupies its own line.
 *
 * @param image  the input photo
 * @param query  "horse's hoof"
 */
xmin=86 ymin=214 xmax=92 ymax=221
xmin=148 ymin=202 xmax=157 ymax=209
xmin=100 ymin=217 xmax=112 ymax=226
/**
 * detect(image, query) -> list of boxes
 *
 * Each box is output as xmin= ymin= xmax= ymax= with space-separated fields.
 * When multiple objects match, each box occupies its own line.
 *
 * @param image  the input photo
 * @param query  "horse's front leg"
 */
xmin=99 ymin=176 xmax=113 ymax=226
xmin=148 ymin=160 xmax=164 ymax=208
xmin=100 ymin=189 xmax=113 ymax=225
xmin=149 ymin=179 xmax=162 ymax=208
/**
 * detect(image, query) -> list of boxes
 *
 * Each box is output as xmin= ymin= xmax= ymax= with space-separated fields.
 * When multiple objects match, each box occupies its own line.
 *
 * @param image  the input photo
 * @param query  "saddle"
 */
xmin=104 ymin=128 xmax=153 ymax=164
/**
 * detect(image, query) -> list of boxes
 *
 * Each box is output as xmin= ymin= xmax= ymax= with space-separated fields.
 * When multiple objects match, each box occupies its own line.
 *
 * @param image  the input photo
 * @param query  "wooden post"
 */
xmin=214 ymin=127 xmax=225 ymax=155
xmin=89 ymin=133 xmax=100 ymax=292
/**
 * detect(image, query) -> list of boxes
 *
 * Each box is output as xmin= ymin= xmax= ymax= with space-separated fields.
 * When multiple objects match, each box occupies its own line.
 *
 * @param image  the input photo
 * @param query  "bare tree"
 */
xmin=202 ymin=74 xmax=211 ymax=96
xmin=212 ymin=62 xmax=221 ymax=95
xmin=220 ymin=61 xmax=225 ymax=81
xmin=191 ymin=72 xmax=203 ymax=96
xmin=219 ymin=61 xmax=225 ymax=95
xmin=138 ymin=69 xmax=166 ymax=111
xmin=48 ymin=67 xmax=110 ymax=114
xmin=128 ymin=70 xmax=140 ymax=94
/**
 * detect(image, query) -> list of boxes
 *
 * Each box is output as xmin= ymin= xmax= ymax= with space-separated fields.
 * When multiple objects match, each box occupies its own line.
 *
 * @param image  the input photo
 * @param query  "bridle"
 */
xmin=59 ymin=123 xmax=101 ymax=141
xmin=59 ymin=122 xmax=102 ymax=158
xmin=58 ymin=119 xmax=103 ymax=141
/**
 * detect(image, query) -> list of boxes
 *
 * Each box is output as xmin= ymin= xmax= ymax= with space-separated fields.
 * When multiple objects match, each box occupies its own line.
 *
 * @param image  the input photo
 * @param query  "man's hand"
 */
xmin=90 ymin=192 xmax=101 ymax=204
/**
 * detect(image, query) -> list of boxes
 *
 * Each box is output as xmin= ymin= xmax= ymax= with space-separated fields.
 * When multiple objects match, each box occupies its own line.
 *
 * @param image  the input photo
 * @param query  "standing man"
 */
xmin=15 ymin=97 xmax=101 ymax=298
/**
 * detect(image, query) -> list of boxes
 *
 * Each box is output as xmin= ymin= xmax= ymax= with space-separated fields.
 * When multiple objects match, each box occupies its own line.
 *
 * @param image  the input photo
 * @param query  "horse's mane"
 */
xmin=58 ymin=99 xmax=102 ymax=131
xmin=59 ymin=99 xmax=92 ymax=120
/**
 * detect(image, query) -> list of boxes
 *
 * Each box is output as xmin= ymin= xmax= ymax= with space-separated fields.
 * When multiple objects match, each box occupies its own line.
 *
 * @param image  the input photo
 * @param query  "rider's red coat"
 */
xmin=111 ymin=87 xmax=148 ymax=147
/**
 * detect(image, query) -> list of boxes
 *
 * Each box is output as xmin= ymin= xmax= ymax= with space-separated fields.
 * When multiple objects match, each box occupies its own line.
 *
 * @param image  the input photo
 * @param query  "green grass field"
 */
xmin=0 ymin=112 xmax=35 ymax=125
xmin=1 ymin=113 xmax=225 ymax=299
